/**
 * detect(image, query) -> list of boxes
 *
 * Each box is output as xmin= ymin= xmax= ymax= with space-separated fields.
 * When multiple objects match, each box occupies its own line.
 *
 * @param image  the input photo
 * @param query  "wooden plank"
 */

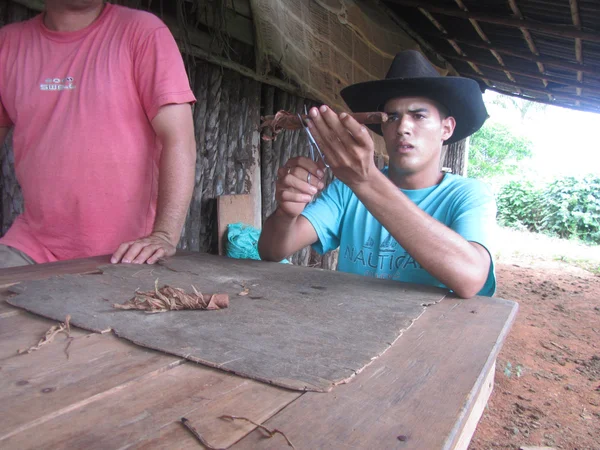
xmin=0 ymin=312 xmax=88 ymax=361
xmin=1 ymin=362 xmax=299 ymax=450
xmin=217 ymin=194 xmax=257 ymax=255
xmin=0 ymin=288 xmax=20 ymax=318
xmin=0 ymin=255 xmax=108 ymax=285
xmin=233 ymin=296 xmax=518 ymax=449
xmin=453 ymin=360 xmax=496 ymax=450
xmin=129 ymin=381 xmax=300 ymax=450
xmin=0 ymin=332 xmax=185 ymax=440
xmin=0 ymin=252 xmax=194 ymax=286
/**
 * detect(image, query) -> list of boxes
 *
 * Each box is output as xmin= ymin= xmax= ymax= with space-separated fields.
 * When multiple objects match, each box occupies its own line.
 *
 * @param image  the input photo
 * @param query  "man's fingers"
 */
xmin=280 ymin=156 xmax=325 ymax=180
xmin=111 ymin=242 xmax=132 ymax=264
xmin=132 ymin=244 xmax=160 ymax=264
xmin=307 ymin=107 xmax=341 ymax=167
xmin=319 ymin=106 xmax=360 ymax=149
xmin=147 ymin=247 xmax=166 ymax=265
xmin=339 ymin=112 xmax=372 ymax=147
xmin=121 ymin=242 xmax=147 ymax=264
xmin=279 ymin=190 xmax=313 ymax=203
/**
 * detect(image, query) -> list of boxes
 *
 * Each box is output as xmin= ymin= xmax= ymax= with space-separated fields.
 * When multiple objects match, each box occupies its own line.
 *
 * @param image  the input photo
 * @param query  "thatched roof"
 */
xmin=383 ymin=0 xmax=600 ymax=114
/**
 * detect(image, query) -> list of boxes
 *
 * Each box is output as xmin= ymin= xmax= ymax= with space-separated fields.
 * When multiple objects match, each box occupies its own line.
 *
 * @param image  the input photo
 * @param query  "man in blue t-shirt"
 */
xmin=258 ymin=50 xmax=496 ymax=298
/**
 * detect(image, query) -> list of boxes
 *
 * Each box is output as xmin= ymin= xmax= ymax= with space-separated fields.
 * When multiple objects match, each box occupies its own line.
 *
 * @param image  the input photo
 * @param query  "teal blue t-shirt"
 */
xmin=301 ymin=170 xmax=497 ymax=296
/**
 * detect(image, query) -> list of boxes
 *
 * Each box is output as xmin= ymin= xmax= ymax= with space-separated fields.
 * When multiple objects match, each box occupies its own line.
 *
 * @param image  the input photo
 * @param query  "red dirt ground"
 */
xmin=469 ymin=262 xmax=600 ymax=450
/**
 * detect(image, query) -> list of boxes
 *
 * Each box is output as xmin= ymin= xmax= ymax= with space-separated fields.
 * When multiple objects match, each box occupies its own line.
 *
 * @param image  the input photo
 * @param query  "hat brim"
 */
xmin=340 ymin=77 xmax=488 ymax=144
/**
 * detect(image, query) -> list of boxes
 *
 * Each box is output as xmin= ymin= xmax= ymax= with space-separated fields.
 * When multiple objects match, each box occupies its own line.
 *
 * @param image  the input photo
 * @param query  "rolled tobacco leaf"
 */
xmin=113 ymin=279 xmax=229 ymax=313
xmin=260 ymin=110 xmax=388 ymax=141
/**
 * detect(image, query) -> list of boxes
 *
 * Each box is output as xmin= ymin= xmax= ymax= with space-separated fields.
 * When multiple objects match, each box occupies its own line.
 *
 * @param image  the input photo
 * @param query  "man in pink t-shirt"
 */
xmin=0 ymin=0 xmax=197 ymax=267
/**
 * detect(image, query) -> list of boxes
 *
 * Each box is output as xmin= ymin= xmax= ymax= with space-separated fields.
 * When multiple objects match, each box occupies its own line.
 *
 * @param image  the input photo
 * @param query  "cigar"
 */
xmin=260 ymin=110 xmax=388 ymax=141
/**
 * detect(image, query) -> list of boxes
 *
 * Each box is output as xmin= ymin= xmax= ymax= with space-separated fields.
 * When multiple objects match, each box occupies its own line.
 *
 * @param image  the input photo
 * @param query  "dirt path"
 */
xmin=469 ymin=259 xmax=600 ymax=449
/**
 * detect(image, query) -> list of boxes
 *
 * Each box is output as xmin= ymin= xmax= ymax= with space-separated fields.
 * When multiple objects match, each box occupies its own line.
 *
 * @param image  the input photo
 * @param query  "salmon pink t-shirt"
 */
xmin=0 ymin=3 xmax=196 ymax=262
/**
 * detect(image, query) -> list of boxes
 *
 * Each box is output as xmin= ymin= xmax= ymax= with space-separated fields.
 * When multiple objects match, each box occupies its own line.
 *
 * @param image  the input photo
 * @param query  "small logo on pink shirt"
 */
xmin=40 ymin=77 xmax=76 ymax=91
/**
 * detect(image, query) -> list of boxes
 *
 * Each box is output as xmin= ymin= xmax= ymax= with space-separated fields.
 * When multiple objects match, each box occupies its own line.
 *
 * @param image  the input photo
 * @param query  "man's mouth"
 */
xmin=396 ymin=143 xmax=414 ymax=153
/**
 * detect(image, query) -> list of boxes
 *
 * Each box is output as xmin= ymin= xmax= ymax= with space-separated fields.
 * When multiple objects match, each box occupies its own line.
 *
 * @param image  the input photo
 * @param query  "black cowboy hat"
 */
xmin=340 ymin=50 xmax=488 ymax=144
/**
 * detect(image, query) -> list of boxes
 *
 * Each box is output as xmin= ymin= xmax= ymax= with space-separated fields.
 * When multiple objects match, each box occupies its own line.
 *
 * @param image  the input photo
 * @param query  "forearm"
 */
xmin=258 ymin=209 xmax=312 ymax=261
xmin=153 ymin=140 xmax=196 ymax=245
xmin=353 ymin=171 xmax=489 ymax=298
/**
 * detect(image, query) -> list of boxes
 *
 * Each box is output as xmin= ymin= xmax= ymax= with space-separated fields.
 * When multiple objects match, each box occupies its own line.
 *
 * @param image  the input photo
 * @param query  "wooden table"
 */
xmin=0 ymin=255 xmax=517 ymax=450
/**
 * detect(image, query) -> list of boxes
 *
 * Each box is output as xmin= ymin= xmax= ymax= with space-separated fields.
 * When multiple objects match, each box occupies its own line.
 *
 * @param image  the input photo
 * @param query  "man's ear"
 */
xmin=441 ymin=116 xmax=456 ymax=142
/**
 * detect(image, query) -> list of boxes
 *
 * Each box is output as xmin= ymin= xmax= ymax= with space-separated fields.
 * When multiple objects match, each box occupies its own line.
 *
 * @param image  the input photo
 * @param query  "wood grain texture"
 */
xmin=0 ymin=333 xmax=184 ymax=440
xmin=0 ymin=255 xmax=109 ymax=285
xmin=0 ymin=311 xmax=88 ymax=361
xmin=128 ymin=381 xmax=299 ymax=450
xmin=452 ymin=360 xmax=496 ymax=450
xmin=233 ymin=296 xmax=518 ymax=449
xmin=1 ymin=362 xmax=298 ymax=450
xmin=7 ymin=253 xmax=447 ymax=392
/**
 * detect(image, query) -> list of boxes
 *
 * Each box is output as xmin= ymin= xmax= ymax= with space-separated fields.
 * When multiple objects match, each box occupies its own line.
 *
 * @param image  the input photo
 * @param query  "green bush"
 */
xmin=469 ymin=122 xmax=533 ymax=179
xmin=497 ymin=176 xmax=600 ymax=244
xmin=496 ymin=180 xmax=544 ymax=232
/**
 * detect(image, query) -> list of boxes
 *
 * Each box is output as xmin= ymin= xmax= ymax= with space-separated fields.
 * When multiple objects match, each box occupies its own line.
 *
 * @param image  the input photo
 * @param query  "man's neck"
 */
xmin=388 ymin=165 xmax=444 ymax=190
xmin=44 ymin=2 xmax=105 ymax=32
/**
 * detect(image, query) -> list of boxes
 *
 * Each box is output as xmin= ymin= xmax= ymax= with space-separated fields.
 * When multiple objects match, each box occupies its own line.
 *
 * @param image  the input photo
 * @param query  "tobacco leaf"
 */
xmin=113 ymin=279 xmax=229 ymax=313
xmin=259 ymin=110 xmax=388 ymax=141
xmin=18 ymin=315 xmax=72 ymax=355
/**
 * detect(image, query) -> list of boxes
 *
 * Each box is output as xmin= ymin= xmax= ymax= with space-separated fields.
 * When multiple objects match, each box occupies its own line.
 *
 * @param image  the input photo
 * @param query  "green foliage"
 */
xmin=497 ymin=175 xmax=600 ymax=244
xmin=541 ymin=176 xmax=600 ymax=244
xmin=469 ymin=122 xmax=533 ymax=180
xmin=496 ymin=180 xmax=544 ymax=232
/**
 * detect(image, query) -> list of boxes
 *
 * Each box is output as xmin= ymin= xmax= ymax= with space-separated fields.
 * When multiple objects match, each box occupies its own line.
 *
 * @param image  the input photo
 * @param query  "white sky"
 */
xmin=482 ymin=91 xmax=600 ymax=179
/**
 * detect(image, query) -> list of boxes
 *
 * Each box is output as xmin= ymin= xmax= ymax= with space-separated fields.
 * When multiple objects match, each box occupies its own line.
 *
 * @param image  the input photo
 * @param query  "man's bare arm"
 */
xmin=353 ymin=172 xmax=491 ymax=298
xmin=111 ymin=103 xmax=196 ymax=264
xmin=258 ymin=156 xmax=324 ymax=261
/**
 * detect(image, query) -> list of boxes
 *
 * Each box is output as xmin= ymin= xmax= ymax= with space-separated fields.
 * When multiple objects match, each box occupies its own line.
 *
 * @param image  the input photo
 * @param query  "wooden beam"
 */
xmin=570 ymin=0 xmax=583 ymax=104
xmin=421 ymin=32 xmax=600 ymax=76
xmin=454 ymin=0 xmax=516 ymax=85
xmin=418 ymin=4 xmax=492 ymax=86
xmin=386 ymin=0 xmax=600 ymax=43
xmin=507 ymin=0 xmax=549 ymax=96
xmin=485 ymin=86 xmax=600 ymax=113
xmin=375 ymin=0 xmax=459 ymax=76
xmin=467 ymin=74 xmax=600 ymax=102
xmin=442 ymin=52 xmax=600 ymax=93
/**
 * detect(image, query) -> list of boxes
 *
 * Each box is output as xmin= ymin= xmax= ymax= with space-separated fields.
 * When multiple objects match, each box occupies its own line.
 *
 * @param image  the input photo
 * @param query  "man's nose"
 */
xmin=396 ymin=115 xmax=412 ymax=135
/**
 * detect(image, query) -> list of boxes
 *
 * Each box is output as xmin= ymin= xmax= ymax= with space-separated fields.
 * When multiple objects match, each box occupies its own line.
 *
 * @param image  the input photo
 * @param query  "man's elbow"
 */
xmin=257 ymin=236 xmax=280 ymax=262
xmin=450 ymin=268 xmax=488 ymax=299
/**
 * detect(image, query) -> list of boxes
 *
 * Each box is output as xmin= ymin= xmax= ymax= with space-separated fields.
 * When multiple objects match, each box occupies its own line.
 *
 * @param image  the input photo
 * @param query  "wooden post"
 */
xmin=442 ymin=137 xmax=469 ymax=176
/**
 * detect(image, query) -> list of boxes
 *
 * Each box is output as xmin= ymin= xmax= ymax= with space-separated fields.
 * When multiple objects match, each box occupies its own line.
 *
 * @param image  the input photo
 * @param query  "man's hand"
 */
xmin=275 ymin=156 xmax=325 ymax=219
xmin=111 ymin=231 xmax=176 ymax=265
xmin=306 ymin=105 xmax=377 ymax=189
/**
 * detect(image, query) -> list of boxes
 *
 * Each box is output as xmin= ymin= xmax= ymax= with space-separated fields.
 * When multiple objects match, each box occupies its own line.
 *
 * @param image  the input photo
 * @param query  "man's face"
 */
xmin=381 ymin=97 xmax=455 ymax=176
xmin=46 ymin=0 xmax=104 ymax=11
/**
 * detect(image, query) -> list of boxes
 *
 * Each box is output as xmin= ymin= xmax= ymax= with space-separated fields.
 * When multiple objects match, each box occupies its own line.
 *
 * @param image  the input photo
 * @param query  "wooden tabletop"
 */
xmin=0 ymin=255 xmax=517 ymax=450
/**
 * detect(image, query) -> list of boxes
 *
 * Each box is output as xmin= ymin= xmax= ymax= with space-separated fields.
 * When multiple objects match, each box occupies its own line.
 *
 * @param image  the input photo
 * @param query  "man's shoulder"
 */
xmin=441 ymin=173 xmax=493 ymax=196
xmin=0 ymin=15 xmax=38 ymax=39
xmin=109 ymin=4 xmax=167 ymax=33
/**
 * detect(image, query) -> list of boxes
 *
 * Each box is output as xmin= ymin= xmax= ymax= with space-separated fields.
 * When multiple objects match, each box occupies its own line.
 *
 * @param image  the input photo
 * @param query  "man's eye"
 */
xmin=415 ymin=114 xmax=425 ymax=120
xmin=387 ymin=114 xmax=399 ymax=121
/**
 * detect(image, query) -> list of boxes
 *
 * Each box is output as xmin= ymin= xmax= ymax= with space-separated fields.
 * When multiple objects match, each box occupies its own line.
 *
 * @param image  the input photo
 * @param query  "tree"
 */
xmin=468 ymin=121 xmax=533 ymax=180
